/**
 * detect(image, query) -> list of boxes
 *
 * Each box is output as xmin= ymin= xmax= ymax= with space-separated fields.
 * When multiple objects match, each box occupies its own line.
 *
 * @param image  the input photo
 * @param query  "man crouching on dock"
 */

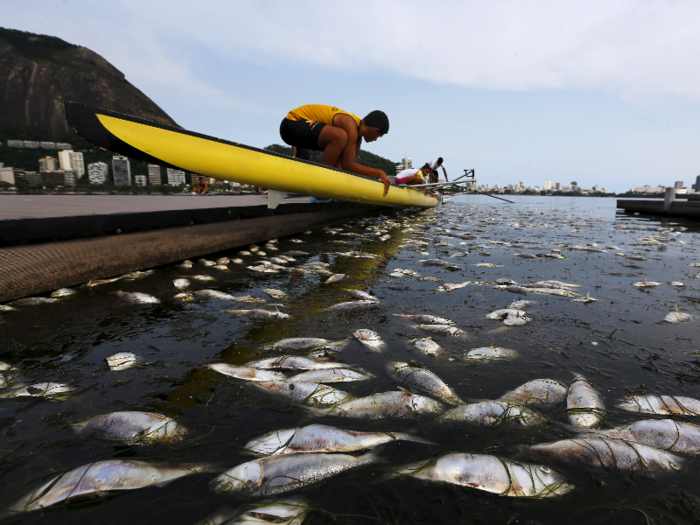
xmin=280 ymin=104 xmax=392 ymax=196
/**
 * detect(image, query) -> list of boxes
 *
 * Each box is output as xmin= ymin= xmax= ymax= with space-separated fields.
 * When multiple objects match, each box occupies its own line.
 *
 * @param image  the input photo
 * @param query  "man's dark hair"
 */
xmin=363 ymin=110 xmax=389 ymax=134
xmin=437 ymin=157 xmax=443 ymax=165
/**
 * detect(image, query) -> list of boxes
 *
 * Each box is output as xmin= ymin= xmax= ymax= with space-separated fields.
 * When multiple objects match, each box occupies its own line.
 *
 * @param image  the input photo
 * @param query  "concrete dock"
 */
xmin=0 ymin=194 xmax=388 ymax=302
xmin=617 ymin=188 xmax=700 ymax=218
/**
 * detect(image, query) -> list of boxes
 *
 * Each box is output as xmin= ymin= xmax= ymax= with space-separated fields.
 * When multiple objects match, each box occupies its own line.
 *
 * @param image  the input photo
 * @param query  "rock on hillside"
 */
xmin=0 ymin=27 xmax=177 ymax=136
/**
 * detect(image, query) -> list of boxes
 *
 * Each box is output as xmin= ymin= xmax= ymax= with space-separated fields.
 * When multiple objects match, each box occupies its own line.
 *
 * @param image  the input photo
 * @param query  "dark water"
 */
xmin=1 ymin=195 xmax=700 ymax=524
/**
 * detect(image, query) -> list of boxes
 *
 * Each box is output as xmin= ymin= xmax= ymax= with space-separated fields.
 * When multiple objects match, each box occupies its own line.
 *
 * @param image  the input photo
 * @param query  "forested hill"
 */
xmin=0 ymin=27 xmax=177 ymax=136
xmin=265 ymin=144 xmax=396 ymax=175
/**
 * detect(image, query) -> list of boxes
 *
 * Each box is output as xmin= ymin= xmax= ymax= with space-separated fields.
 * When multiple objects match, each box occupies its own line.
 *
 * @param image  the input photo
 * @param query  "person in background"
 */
xmin=395 ymin=164 xmax=439 ymax=200
xmin=428 ymin=157 xmax=448 ymax=183
xmin=280 ymin=104 xmax=392 ymax=196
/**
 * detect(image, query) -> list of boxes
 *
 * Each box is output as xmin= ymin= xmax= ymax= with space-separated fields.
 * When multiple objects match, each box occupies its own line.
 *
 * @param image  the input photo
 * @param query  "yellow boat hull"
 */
xmin=65 ymin=102 xmax=438 ymax=208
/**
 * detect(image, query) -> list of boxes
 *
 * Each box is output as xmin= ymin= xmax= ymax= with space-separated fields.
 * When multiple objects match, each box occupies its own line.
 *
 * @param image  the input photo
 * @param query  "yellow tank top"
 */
xmin=286 ymin=105 xmax=361 ymax=127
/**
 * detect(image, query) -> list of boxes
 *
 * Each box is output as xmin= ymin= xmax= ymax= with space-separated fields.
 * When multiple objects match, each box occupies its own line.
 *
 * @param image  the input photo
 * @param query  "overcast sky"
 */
xmin=5 ymin=0 xmax=700 ymax=191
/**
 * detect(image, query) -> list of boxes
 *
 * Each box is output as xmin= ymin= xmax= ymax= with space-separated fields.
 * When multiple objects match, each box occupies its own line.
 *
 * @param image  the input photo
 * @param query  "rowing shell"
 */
xmin=65 ymin=102 xmax=439 ymax=208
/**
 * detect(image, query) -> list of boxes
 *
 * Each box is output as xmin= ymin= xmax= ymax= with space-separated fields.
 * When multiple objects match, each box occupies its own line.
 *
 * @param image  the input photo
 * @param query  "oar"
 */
xmin=464 ymin=186 xmax=514 ymax=204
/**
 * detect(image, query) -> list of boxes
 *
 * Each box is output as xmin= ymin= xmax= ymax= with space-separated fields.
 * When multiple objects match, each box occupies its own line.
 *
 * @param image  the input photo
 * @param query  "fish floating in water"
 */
xmin=7 ymin=460 xmax=213 ymax=513
xmin=71 ymin=411 xmax=186 ymax=444
xmin=664 ymin=306 xmax=693 ymax=323
xmin=573 ymin=419 xmax=700 ymax=454
xmin=244 ymin=423 xmax=435 ymax=455
xmin=464 ymin=343 xmax=516 ymax=360
xmin=393 ymin=314 xmax=455 ymax=325
xmin=410 ymin=337 xmax=444 ymax=356
xmin=209 ymin=496 xmax=309 ymax=525
xmin=308 ymin=389 xmax=445 ymax=419
xmin=617 ymin=395 xmax=700 ymax=416
xmin=251 ymin=380 xmax=354 ymax=406
xmin=263 ymin=288 xmax=287 ymax=299
xmin=290 ymin=368 xmax=374 ymax=383
xmin=324 ymin=274 xmax=346 ymax=284
xmin=210 ymin=449 xmax=380 ymax=498
xmin=437 ymin=282 xmax=471 ymax=292
xmin=353 ymin=329 xmax=386 ymax=351
xmin=224 ymin=309 xmax=290 ymax=319
xmin=567 ymin=374 xmax=605 ymax=428
xmin=387 ymin=361 xmax=461 ymax=406
xmin=0 ymin=382 xmax=76 ymax=401
xmin=573 ymin=293 xmax=597 ymax=303
xmin=391 ymin=453 xmax=573 ymax=498
xmin=632 ymin=279 xmax=661 ymax=288
xmin=115 ymin=292 xmax=160 ymax=304
xmin=246 ymin=355 xmax=348 ymax=371
xmin=207 ymin=363 xmax=287 ymax=382
xmin=50 ymin=288 xmax=77 ymax=298
xmin=106 ymin=352 xmax=141 ymax=371
xmin=173 ymin=278 xmax=190 ymax=290
xmin=328 ymin=300 xmax=379 ymax=311
xmin=438 ymin=401 xmax=547 ymax=427
xmin=499 ymin=379 xmax=568 ymax=405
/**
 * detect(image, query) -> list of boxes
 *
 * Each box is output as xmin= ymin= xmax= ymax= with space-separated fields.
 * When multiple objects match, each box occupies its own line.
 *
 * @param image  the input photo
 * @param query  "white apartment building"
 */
xmin=88 ymin=162 xmax=109 ymax=184
xmin=544 ymin=179 xmax=552 ymax=191
xmin=147 ymin=164 xmax=162 ymax=185
xmin=57 ymin=151 xmax=85 ymax=179
xmin=112 ymin=156 xmax=131 ymax=186
xmin=166 ymin=168 xmax=186 ymax=185
xmin=39 ymin=156 xmax=59 ymax=172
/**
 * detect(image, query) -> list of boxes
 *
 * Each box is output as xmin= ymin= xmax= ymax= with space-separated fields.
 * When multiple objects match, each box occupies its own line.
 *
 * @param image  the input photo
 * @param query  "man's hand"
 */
xmin=378 ymin=171 xmax=390 ymax=197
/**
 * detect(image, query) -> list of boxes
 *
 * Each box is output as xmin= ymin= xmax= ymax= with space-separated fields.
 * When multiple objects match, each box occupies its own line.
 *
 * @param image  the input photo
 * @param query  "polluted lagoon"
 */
xmin=1 ymin=195 xmax=700 ymax=524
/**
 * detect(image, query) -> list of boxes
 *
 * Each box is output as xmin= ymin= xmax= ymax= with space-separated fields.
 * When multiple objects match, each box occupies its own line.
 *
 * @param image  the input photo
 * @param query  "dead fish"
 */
xmin=567 ymin=375 xmax=605 ymax=427
xmin=231 ymin=293 xmax=267 ymax=303
xmin=495 ymin=278 xmax=517 ymax=285
xmin=207 ymin=363 xmax=287 ymax=382
xmin=575 ymin=419 xmax=700 ymax=454
xmin=238 ymin=250 xmax=252 ymax=256
xmin=391 ymin=453 xmax=572 ymax=498
xmin=114 ymin=291 xmax=160 ymax=304
xmin=86 ymin=277 xmax=122 ymax=287
xmin=353 ymin=329 xmax=386 ymax=351
xmin=50 ymin=288 xmax=77 ymax=298
xmin=464 ymin=343 xmax=517 ymax=360
xmin=420 ymin=259 xmax=452 ymax=266
xmin=308 ymin=389 xmax=445 ymax=419
xmin=106 ymin=352 xmax=141 ymax=371
xmin=0 ymin=382 xmax=75 ymax=401
xmin=173 ymin=278 xmax=190 ymax=290
xmin=218 ymin=496 xmax=309 ymax=525
xmin=438 ymin=401 xmax=547 ymax=427
xmin=499 ymin=379 xmax=568 ymax=405
xmin=224 ymin=309 xmax=290 ymax=319
xmin=0 ymin=305 xmax=16 ymax=311
xmin=248 ymin=266 xmax=280 ymax=274
xmin=665 ymin=306 xmax=693 ymax=323
xmin=306 ymin=338 xmax=352 ymax=359
xmin=502 ymin=285 xmax=529 ymax=295
xmin=272 ymin=338 xmax=331 ymax=352
xmin=244 ymin=423 xmax=435 ymax=456
xmin=346 ymin=289 xmax=380 ymax=302
xmin=194 ymin=290 xmax=236 ymax=301
xmin=8 ymin=297 xmax=57 ymax=306
xmin=216 ymin=257 xmax=230 ymax=265
xmin=508 ymin=300 xmax=535 ymax=309
xmin=387 ymin=361 xmax=461 ymax=406
xmin=7 ymin=460 xmax=212 ymax=513
xmin=418 ymin=324 xmax=465 ymax=336
xmin=633 ymin=279 xmax=661 ymax=288
xmin=393 ymin=314 xmax=455 ymax=325
xmin=246 ymin=356 xmax=349 ymax=371
xmin=174 ymin=292 xmax=195 ymax=302
xmin=191 ymin=274 xmax=216 ymax=281
xmin=288 ymin=239 xmax=304 ymax=243
xmin=410 ymin=337 xmax=444 ymax=356
xmin=251 ymin=381 xmax=354 ymax=406
xmin=514 ymin=253 xmax=538 ymax=259
xmin=475 ymin=263 xmax=502 ymax=268
xmin=263 ymin=288 xmax=287 ymax=299
xmin=626 ymin=255 xmax=648 ymax=261
xmin=231 ymin=258 xmax=245 ymax=265
xmin=618 ymin=395 xmax=700 ymax=416
xmin=71 ymin=411 xmax=185 ymax=444
xmin=209 ymin=449 xmax=379 ymax=498
xmin=328 ymin=300 xmax=379 ymax=311
xmin=324 ymin=274 xmax=346 ymax=284
xmin=212 ymin=265 xmax=230 ymax=271
xmin=437 ymin=282 xmax=471 ymax=292
xmin=670 ymin=281 xmax=684 ymax=287
xmin=290 ymin=368 xmax=374 ymax=383
xmin=573 ymin=293 xmax=597 ymax=303
xmin=527 ymin=438 xmax=683 ymax=474
xmin=391 ymin=269 xmax=420 ymax=276
xmin=503 ymin=314 xmax=531 ymax=326
xmin=486 ymin=309 xmax=526 ymax=320
xmin=177 ymin=260 xmax=193 ymax=269
xmin=417 ymin=276 xmax=441 ymax=282
xmin=537 ymin=280 xmax=581 ymax=288
xmin=199 ymin=259 xmax=216 ymax=267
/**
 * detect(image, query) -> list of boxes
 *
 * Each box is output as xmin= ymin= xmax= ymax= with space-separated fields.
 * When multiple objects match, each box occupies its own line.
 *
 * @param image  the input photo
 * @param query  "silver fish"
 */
xmin=437 ymin=282 xmax=471 ymax=292
xmin=218 ymin=496 xmax=309 ymax=525
xmin=527 ymin=438 xmax=684 ymax=474
xmin=248 ymin=266 xmax=280 ymax=274
xmin=418 ymin=324 xmax=465 ymax=336
xmin=567 ymin=375 xmax=605 ymax=427
xmin=50 ymin=288 xmax=76 ymax=298
xmin=353 ymin=329 xmax=386 ymax=351
xmin=305 ymin=338 xmax=352 ymax=358
xmin=245 ymin=423 xmax=434 ymax=455
xmin=212 ymin=265 xmax=230 ymax=271
xmin=503 ymin=314 xmax=531 ymax=326
xmin=346 ymin=289 xmax=380 ymax=302
xmin=7 ymin=460 xmax=212 ymax=513
xmin=309 ymin=389 xmax=445 ymax=419
xmin=207 ymin=363 xmax=287 ymax=382
xmin=420 ymin=259 xmax=452 ymax=266
xmin=177 ymin=260 xmax=193 ymax=269
xmin=264 ymin=288 xmax=287 ymax=299
xmin=191 ymin=274 xmax=216 ymax=281
xmin=393 ymin=314 xmax=455 ymax=325
xmin=246 ymin=356 xmax=347 ymax=371
xmin=289 ymin=368 xmax=374 ymax=383
xmin=224 ymin=309 xmax=290 ymax=319
xmin=665 ymin=307 xmax=693 ymax=323
xmin=216 ymin=257 xmax=230 ymax=265
xmin=173 ymin=278 xmax=190 ymax=290
xmin=464 ymin=344 xmax=517 ymax=360
xmin=199 ymin=259 xmax=216 ymax=267
xmin=485 ymin=309 xmax=525 ymax=320
xmin=231 ymin=258 xmax=245 ymax=265
xmin=438 ymin=401 xmax=547 ymax=427
xmin=86 ymin=277 xmax=122 ymax=287
xmin=174 ymin=292 xmax=195 ymax=302
xmin=106 ymin=352 xmax=140 ymax=371
xmin=387 ymin=361 xmax=461 ymax=406
xmin=632 ymin=279 xmax=661 ymax=288
xmin=508 ymin=300 xmax=535 ymax=309
xmin=71 ymin=411 xmax=185 ymax=444
xmin=115 ymin=291 xmax=160 ymax=304
xmin=324 ymin=274 xmax=346 ymax=284
xmin=231 ymin=293 xmax=267 ymax=303
xmin=328 ymin=300 xmax=380 ymax=311
xmin=617 ymin=395 xmax=700 ymax=416
xmin=251 ymin=381 xmax=354 ymax=406
xmin=576 ymin=419 xmax=700 ymax=454
xmin=392 ymin=453 xmax=573 ymax=498
xmin=210 ymin=450 xmax=379 ymax=498
xmin=272 ymin=337 xmax=330 ymax=351
xmin=498 ymin=379 xmax=568 ymax=405
xmin=410 ymin=337 xmax=444 ymax=356
xmin=194 ymin=290 xmax=236 ymax=301
xmin=0 ymin=382 xmax=75 ymax=401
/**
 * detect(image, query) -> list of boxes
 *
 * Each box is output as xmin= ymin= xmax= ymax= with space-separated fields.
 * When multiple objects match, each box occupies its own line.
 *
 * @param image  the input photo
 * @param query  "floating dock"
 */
xmin=617 ymin=188 xmax=700 ymax=219
xmin=0 ymin=194 xmax=387 ymax=302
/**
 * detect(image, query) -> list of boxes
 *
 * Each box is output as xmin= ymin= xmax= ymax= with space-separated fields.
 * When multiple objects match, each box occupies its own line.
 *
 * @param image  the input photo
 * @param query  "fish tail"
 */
xmin=393 ymin=432 xmax=440 ymax=446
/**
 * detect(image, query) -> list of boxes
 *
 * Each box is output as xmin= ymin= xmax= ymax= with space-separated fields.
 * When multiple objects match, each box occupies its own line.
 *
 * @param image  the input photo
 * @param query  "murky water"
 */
xmin=1 ymin=195 xmax=700 ymax=524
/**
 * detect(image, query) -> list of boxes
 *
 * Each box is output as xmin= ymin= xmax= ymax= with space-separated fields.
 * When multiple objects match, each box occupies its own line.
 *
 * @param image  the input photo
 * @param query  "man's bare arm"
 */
xmin=335 ymin=114 xmax=390 ymax=196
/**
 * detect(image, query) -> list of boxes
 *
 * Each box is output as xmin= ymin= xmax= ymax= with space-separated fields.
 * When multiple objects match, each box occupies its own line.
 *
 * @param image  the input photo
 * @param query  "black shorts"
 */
xmin=279 ymin=118 xmax=327 ymax=160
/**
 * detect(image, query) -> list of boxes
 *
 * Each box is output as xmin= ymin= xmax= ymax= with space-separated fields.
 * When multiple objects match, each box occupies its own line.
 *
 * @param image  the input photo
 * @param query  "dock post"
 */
xmin=664 ymin=187 xmax=676 ymax=213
